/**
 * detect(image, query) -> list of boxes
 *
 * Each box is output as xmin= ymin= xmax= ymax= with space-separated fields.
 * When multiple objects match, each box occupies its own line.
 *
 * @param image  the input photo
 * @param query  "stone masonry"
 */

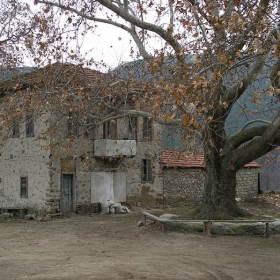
xmin=163 ymin=167 xmax=259 ymax=207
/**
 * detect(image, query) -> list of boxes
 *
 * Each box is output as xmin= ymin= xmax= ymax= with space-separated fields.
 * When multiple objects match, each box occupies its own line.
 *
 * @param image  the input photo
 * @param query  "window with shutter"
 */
xmin=26 ymin=115 xmax=34 ymax=137
xmin=20 ymin=176 xmax=28 ymax=198
xmin=141 ymin=159 xmax=152 ymax=182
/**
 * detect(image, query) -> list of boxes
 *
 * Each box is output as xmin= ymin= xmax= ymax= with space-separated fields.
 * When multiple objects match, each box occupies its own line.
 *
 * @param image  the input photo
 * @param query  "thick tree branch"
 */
xmin=226 ymin=59 xmax=262 ymax=102
xmin=241 ymin=119 xmax=271 ymax=131
xmin=225 ymin=125 xmax=268 ymax=152
xmin=262 ymin=112 xmax=280 ymax=142
xmin=99 ymin=109 xmax=182 ymax=126
xmin=225 ymin=110 xmax=280 ymax=169
xmin=168 ymin=0 xmax=174 ymax=27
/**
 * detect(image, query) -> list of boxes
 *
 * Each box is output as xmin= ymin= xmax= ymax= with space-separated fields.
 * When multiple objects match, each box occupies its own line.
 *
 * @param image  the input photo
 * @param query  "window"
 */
xmin=12 ymin=117 xmax=19 ymax=137
xmin=143 ymin=117 xmax=152 ymax=140
xmin=84 ymin=116 xmax=95 ymax=139
xmin=20 ymin=176 xmax=28 ymax=198
xmin=67 ymin=113 xmax=79 ymax=137
xmin=26 ymin=115 xmax=34 ymax=137
xmin=103 ymin=120 xmax=117 ymax=139
xmin=141 ymin=159 xmax=152 ymax=182
xmin=128 ymin=117 xmax=138 ymax=140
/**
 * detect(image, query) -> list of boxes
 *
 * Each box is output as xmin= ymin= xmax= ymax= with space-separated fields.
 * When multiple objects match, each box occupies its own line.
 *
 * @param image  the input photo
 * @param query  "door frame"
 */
xmin=61 ymin=173 xmax=76 ymax=212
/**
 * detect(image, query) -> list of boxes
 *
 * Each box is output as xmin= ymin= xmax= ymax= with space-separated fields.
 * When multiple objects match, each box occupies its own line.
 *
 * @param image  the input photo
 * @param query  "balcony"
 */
xmin=94 ymin=139 xmax=136 ymax=158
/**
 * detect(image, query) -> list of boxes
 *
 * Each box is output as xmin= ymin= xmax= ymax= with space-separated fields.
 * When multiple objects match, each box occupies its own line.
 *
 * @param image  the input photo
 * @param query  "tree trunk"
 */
xmin=197 ymin=152 xmax=246 ymax=219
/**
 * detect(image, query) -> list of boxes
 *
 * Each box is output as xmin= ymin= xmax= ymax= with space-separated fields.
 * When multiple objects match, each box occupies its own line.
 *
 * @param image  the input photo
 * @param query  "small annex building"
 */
xmin=162 ymin=150 xmax=260 ymax=207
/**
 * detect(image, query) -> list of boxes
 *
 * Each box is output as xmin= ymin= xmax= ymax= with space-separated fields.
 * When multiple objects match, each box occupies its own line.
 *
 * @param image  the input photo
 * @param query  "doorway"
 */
xmin=62 ymin=174 xmax=74 ymax=212
xmin=91 ymin=172 xmax=126 ymax=203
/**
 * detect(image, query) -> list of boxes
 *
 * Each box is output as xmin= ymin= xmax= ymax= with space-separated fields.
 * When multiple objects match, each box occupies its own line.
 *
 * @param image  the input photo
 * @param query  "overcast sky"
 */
xmin=80 ymin=23 xmax=135 ymax=70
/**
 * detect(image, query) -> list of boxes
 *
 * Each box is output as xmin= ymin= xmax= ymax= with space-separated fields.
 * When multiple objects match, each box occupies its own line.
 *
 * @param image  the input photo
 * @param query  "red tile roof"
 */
xmin=243 ymin=162 xmax=260 ymax=168
xmin=162 ymin=150 xmax=260 ymax=168
xmin=162 ymin=150 xmax=205 ymax=168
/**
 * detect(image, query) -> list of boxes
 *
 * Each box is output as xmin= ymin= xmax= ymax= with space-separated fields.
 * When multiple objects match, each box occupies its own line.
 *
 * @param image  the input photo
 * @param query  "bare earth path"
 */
xmin=1 ymin=212 xmax=280 ymax=280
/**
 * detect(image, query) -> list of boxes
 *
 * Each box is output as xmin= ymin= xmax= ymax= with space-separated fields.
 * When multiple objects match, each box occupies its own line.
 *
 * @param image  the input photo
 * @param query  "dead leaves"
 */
xmin=258 ymin=192 xmax=280 ymax=209
xmin=182 ymin=113 xmax=198 ymax=128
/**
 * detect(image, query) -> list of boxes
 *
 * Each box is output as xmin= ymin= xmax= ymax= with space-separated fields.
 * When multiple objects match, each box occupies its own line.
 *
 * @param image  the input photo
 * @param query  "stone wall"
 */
xmin=163 ymin=168 xmax=205 ymax=206
xmin=163 ymin=167 xmax=259 ymax=207
xmin=236 ymin=168 xmax=259 ymax=200
xmin=0 ymin=112 xmax=52 ymax=213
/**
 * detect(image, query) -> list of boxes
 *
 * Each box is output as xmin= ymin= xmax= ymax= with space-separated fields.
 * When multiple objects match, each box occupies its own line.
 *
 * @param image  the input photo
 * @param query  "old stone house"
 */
xmin=0 ymin=64 xmax=164 ymax=215
xmin=162 ymin=150 xmax=260 ymax=207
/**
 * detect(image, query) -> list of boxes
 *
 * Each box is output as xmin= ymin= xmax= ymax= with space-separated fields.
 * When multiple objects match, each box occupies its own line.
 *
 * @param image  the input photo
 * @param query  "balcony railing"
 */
xmin=94 ymin=139 xmax=136 ymax=157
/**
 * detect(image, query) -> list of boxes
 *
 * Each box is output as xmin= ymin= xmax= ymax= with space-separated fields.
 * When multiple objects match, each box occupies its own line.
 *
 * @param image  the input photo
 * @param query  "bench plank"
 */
xmin=142 ymin=212 xmax=275 ymax=238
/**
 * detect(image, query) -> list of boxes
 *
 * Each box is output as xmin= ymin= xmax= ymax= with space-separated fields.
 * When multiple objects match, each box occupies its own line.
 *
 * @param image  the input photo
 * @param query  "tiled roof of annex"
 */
xmin=162 ymin=149 xmax=260 ymax=168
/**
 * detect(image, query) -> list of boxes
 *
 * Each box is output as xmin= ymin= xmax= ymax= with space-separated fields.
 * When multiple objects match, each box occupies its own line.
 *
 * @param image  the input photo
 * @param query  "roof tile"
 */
xmin=162 ymin=150 xmax=260 ymax=168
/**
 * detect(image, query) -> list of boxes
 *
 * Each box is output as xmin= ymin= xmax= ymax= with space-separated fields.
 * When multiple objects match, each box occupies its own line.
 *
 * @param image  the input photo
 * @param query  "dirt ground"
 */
xmin=1 ymin=201 xmax=280 ymax=280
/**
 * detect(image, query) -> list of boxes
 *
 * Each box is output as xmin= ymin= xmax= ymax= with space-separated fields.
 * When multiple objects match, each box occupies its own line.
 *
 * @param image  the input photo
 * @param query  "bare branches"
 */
xmin=94 ymin=0 xmax=184 ymax=62
xmin=225 ymin=0 xmax=271 ymax=59
xmin=100 ymin=109 xmax=182 ymax=126
xmin=223 ymin=24 xmax=279 ymax=106
xmin=0 ymin=0 xmax=36 ymax=66
xmin=36 ymin=0 xmax=152 ymax=59
xmin=168 ymin=0 xmax=174 ymax=27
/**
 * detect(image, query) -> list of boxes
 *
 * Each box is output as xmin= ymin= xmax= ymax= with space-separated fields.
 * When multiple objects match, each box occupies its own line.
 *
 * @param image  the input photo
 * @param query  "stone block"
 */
xmin=24 ymin=214 xmax=33 ymax=220
xmin=37 ymin=217 xmax=46 ymax=222
xmin=45 ymin=202 xmax=54 ymax=206
xmin=45 ymin=215 xmax=52 ymax=221
xmin=1 ymin=212 xmax=13 ymax=219
xmin=137 ymin=221 xmax=144 ymax=227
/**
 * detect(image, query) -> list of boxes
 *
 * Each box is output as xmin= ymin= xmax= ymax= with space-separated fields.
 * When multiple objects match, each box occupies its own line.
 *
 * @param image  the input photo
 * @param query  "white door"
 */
xmin=91 ymin=172 xmax=126 ymax=203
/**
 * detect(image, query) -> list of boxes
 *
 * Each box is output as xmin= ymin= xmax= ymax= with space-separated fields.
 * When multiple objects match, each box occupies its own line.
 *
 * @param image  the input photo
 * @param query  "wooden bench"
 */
xmin=142 ymin=212 xmax=275 ymax=238
xmin=0 ymin=207 xmax=27 ymax=219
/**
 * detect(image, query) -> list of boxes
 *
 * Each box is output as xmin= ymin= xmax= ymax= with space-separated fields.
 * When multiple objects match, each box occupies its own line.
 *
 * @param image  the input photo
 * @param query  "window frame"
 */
xmin=26 ymin=114 xmax=34 ymax=137
xmin=128 ymin=116 xmax=138 ymax=140
xmin=67 ymin=112 xmax=79 ymax=137
xmin=143 ymin=117 xmax=153 ymax=140
xmin=20 ymin=176 xmax=28 ymax=198
xmin=84 ymin=116 xmax=95 ymax=139
xmin=103 ymin=120 xmax=117 ymax=139
xmin=141 ymin=159 xmax=153 ymax=183
xmin=12 ymin=117 xmax=20 ymax=138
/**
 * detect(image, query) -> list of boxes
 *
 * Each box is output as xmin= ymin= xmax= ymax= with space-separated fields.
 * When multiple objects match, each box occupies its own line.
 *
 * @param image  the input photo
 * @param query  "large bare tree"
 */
xmin=9 ymin=0 xmax=280 ymax=218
